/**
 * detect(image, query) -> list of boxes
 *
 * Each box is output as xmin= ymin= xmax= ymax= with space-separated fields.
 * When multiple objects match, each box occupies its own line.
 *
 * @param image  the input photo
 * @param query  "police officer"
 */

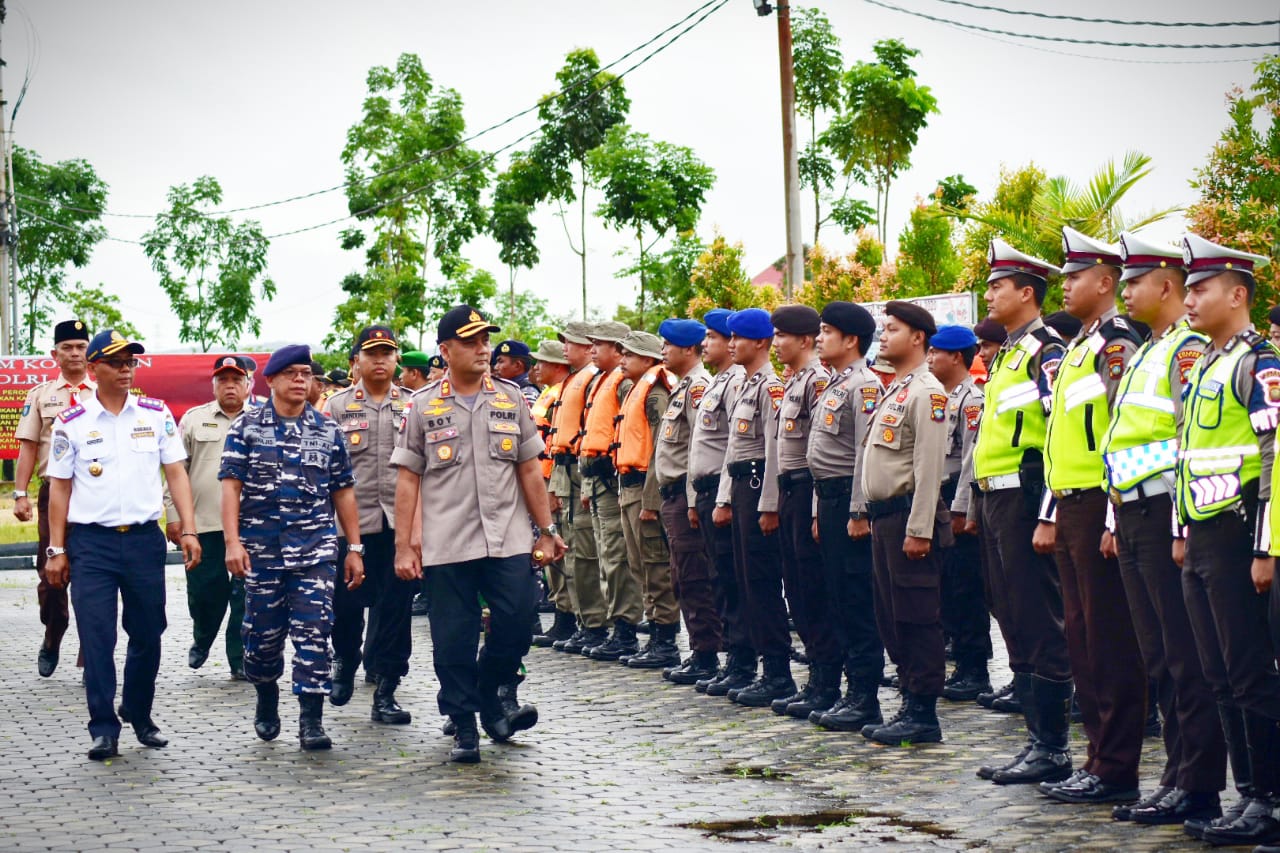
xmin=972 ymin=239 xmax=1075 ymax=786
xmin=1176 ymin=236 xmax=1280 ymax=847
xmin=547 ymin=321 xmax=607 ymax=653
xmin=492 ymin=339 xmax=540 ymax=407
xmin=221 ymin=344 xmax=363 ymax=750
xmin=859 ymin=301 xmax=950 ymax=745
xmin=15 ymin=319 xmax=93 ymax=677
xmin=768 ymin=305 xmax=842 ymax=719
xmin=163 ymin=355 xmax=252 ymax=680
xmin=806 ymin=301 xmax=886 ymax=731
xmin=45 ymin=329 xmax=201 ymax=761
xmin=973 ymin=318 xmax=1007 ymax=386
xmin=688 ymin=309 xmax=751 ymax=693
xmin=926 ymin=325 xmax=991 ymax=701
xmin=713 ymin=308 xmax=796 ymax=707
xmin=399 ymin=350 xmax=433 ymax=393
xmin=426 ymin=354 xmax=446 ymax=384
xmin=323 ymin=326 xmax=417 ymax=722
xmin=307 ymin=360 xmax=326 ymax=406
xmin=530 ymin=340 xmax=577 ymax=647
xmin=392 ymin=305 xmax=566 ymax=763
xmin=1101 ymin=231 xmax=1224 ymax=826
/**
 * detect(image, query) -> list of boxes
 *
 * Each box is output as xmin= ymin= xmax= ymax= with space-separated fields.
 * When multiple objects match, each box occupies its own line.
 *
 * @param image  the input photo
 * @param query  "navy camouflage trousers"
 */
xmin=242 ymin=560 xmax=336 ymax=694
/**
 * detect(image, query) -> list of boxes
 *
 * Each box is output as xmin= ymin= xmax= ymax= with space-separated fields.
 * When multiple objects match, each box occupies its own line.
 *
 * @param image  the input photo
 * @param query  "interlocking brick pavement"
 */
xmin=0 ymin=568 xmax=1228 ymax=851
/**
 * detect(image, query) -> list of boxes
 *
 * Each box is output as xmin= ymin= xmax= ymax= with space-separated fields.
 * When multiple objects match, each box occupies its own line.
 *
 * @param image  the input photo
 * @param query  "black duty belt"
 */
xmin=778 ymin=468 xmax=813 ymax=490
xmin=659 ymin=476 xmax=687 ymax=501
xmin=619 ymin=471 xmax=646 ymax=489
xmin=580 ymin=456 xmax=616 ymax=479
xmin=867 ymin=493 xmax=913 ymax=521
xmin=692 ymin=474 xmax=721 ymax=495
xmin=553 ymin=454 xmax=577 ymax=467
xmin=814 ymin=476 xmax=853 ymax=500
xmin=726 ymin=459 xmax=765 ymax=480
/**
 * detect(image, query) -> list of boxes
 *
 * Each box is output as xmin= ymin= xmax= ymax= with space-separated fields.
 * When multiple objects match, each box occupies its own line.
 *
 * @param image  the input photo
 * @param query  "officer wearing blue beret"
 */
xmin=703 ymin=307 xmax=734 ymax=339
xmin=45 ymin=329 xmax=201 ymax=761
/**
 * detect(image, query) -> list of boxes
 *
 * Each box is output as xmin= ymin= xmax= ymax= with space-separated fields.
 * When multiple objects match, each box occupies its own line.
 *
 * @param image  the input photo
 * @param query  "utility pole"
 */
xmin=0 ymin=0 xmax=11 ymax=355
xmin=756 ymin=0 xmax=804 ymax=299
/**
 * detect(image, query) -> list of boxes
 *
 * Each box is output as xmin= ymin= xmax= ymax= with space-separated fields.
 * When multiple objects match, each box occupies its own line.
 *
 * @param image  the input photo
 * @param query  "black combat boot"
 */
xmin=298 ymin=693 xmax=332 ymax=751
xmin=627 ymin=622 xmax=681 ymax=669
xmin=636 ymin=619 xmax=652 ymax=635
xmin=1202 ymin=713 xmax=1280 ymax=847
xmin=733 ymin=655 xmax=797 ymax=708
xmin=329 ymin=655 xmax=358 ymax=707
xmin=254 ymin=681 xmax=280 ymax=741
xmin=479 ymin=680 xmax=513 ymax=743
xmin=992 ymin=675 xmax=1072 ymax=785
xmin=667 ymin=650 xmax=720 ymax=685
xmin=589 ymin=620 xmax=639 ymax=661
xmin=772 ymin=664 xmax=817 ymax=716
xmin=450 ymin=713 xmax=481 ymax=763
xmin=533 ymin=611 xmax=577 ymax=648
xmin=705 ymin=651 xmax=757 ymax=696
xmin=561 ymin=625 xmax=608 ymax=654
xmin=942 ymin=664 xmax=992 ymax=702
xmin=867 ymin=693 xmax=943 ymax=745
xmin=497 ymin=681 xmax=539 ymax=734
xmin=977 ymin=673 xmax=1035 ymax=779
xmin=779 ymin=663 xmax=841 ymax=719
xmin=977 ymin=679 xmax=1013 ymax=709
xmin=371 ymin=675 xmax=412 ymax=724
xmin=815 ymin=673 xmax=882 ymax=731
xmin=991 ymin=680 xmax=1025 ymax=714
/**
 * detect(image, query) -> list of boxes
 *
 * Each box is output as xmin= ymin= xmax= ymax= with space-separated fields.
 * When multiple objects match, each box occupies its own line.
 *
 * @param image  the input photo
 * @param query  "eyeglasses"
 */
xmin=98 ymin=358 xmax=139 ymax=369
xmin=277 ymin=368 xmax=313 ymax=380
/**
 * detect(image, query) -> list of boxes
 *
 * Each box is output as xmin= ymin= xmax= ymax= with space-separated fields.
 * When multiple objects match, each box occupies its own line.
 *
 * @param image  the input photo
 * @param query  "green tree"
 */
xmin=791 ymin=6 xmax=846 ymax=247
xmin=616 ymin=231 xmax=707 ymax=328
xmin=586 ymin=125 xmax=715 ymax=326
xmin=496 ymin=288 xmax=562 ymax=348
xmin=686 ymin=233 xmax=781 ymax=318
xmin=1187 ymin=55 xmax=1280 ymax=326
xmin=61 ymin=283 xmax=139 ymax=340
xmin=11 ymin=146 xmax=108 ymax=351
xmin=894 ymin=175 xmax=975 ymax=297
xmin=337 ymin=53 xmax=491 ymax=343
xmin=490 ymin=159 xmax=542 ymax=321
xmin=142 ymin=176 xmax=274 ymax=352
xmin=823 ymin=39 xmax=939 ymax=246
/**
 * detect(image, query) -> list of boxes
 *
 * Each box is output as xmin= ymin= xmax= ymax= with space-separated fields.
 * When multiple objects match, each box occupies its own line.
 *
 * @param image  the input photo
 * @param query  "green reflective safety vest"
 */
xmin=1103 ymin=320 xmax=1207 ymax=493
xmin=973 ymin=325 xmax=1059 ymax=480
xmin=1046 ymin=321 xmax=1130 ymax=491
xmin=1176 ymin=340 xmax=1261 ymax=522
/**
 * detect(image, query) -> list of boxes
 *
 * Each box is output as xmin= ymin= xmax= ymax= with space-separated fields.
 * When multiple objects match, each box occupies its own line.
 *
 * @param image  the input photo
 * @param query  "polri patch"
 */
xmin=930 ymin=393 xmax=947 ymax=423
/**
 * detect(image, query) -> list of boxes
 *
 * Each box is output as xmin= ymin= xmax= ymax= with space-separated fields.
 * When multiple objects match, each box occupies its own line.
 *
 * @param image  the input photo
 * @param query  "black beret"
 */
xmin=973 ymin=318 xmax=1007 ymax=344
xmin=820 ymin=301 xmax=876 ymax=340
xmin=884 ymin=300 xmax=936 ymax=337
xmin=1269 ymin=305 xmax=1280 ymax=326
xmin=1043 ymin=310 xmax=1082 ymax=341
xmin=770 ymin=304 xmax=821 ymax=336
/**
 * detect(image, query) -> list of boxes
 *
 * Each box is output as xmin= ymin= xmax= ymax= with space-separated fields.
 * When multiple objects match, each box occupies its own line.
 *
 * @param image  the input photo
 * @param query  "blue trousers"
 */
xmin=242 ymin=560 xmax=335 ymax=694
xmin=68 ymin=523 xmax=167 ymax=739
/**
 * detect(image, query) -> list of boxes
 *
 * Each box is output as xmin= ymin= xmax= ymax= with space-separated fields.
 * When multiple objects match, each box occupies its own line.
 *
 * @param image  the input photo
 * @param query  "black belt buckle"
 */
xmin=867 ymin=493 xmax=913 ymax=521
xmin=814 ymin=477 xmax=853 ymax=500
xmin=692 ymin=474 xmax=720 ymax=495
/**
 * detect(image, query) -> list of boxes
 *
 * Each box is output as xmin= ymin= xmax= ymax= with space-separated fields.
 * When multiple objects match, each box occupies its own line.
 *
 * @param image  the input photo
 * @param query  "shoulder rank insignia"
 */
xmin=138 ymin=396 xmax=165 ymax=411
xmin=57 ymin=404 xmax=85 ymax=423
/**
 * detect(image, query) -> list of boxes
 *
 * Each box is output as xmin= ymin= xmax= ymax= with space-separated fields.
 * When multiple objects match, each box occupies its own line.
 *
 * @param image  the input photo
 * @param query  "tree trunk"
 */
xmin=579 ymin=165 xmax=588 ymax=320
xmin=637 ymin=229 xmax=646 ymax=325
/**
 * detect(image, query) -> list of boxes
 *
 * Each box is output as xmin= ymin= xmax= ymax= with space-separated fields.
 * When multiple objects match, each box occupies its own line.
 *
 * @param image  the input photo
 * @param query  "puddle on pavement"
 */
xmin=681 ymin=808 xmax=977 ymax=846
xmin=719 ymin=764 xmax=793 ymax=781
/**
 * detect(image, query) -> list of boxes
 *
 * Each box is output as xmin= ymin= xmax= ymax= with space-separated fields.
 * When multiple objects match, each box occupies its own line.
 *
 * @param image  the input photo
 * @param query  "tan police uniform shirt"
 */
xmin=655 ymin=365 xmax=711 ymax=506
xmin=390 ymin=374 xmax=544 ymax=566
xmin=861 ymin=362 xmax=948 ymax=540
xmin=15 ymin=374 xmax=95 ymax=479
xmin=944 ymin=377 xmax=983 ymax=517
xmin=321 ymin=381 xmax=410 ymax=535
xmin=805 ymin=358 xmax=882 ymax=515
xmin=776 ymin=356 xmax=831 ymax=473
xmin=716 ymin=364 xmax=784 ymax=512
xmin=687 ymin=364 xmax=746 ymax=493
xmin=163 ymin=400 xmax=244 ymax=533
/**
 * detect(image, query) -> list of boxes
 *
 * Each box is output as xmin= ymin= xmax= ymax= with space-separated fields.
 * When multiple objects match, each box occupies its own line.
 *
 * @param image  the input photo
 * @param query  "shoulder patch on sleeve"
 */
xmin=929 ymin=393 xmax=947 ymax=423
xmin=1176 ymin=348 xmax=1203 ymax=384
xmin=1107 ymin=356 xmax=1125 ymax=379
xmin=689 ymin=382 xmax=707 ymax=408
xmin=138 ymin=396 xmax=165 ymax=411
xmin=57 ymin=404 xmax=84 ymax=423
xmin=964 ymin=403 xmax=982 ymax=430
xmin=1257 ymin=367 xmax=1280 ymax=408
xmin=1103 ymin=343 xmax=1125 ymax=356
xmin=767 ymin=383 xmax=785 ymax=410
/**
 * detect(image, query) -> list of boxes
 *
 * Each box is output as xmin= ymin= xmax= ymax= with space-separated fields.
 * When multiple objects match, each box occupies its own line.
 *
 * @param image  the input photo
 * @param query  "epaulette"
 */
xmin=491 ymin=375 xmax=521 ymax=392
xmin=1242 ymin=329 xmax=1269 ymax=352
xmin=57 ymin=404 xmax=84 ymax=423
xmin=1099 ymin=315 xmax=1145 ymax=348
xmin=1030 ymin=326 xmax=1063 ymax=346
xmin=137 ymin=396 xmax=165 ymax=411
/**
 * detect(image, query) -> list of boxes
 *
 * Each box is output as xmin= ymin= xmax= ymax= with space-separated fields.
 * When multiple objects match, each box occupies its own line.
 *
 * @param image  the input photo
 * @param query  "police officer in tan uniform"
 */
xmin=860 ymin=301 xmax=951 ymax=745
xmin=14 ymin=319 xmax=93 ymax=677
xmin=392 ymin=305 xmax=566 ymax=763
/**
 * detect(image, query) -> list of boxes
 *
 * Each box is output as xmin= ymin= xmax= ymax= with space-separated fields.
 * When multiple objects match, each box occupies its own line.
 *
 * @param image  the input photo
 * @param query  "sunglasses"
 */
xmin=97 ymin=358 xmax=139 ymax=369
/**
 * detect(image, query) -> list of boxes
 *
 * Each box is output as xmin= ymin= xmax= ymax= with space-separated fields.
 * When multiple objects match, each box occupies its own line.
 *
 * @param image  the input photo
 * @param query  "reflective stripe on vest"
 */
xmin=580 ymin=368 xmax=625 ymax=457
xmin=1046 ymin=331 xmax=1111 ymax=490
xmin=548 ymin=365 xmax=598 ymax=455
xmin=974 ymin=330 xmax=1050 ymax=479
xmin=1176 ymin=345 xmax=1260 ymax=522
xmin=616 ymin=366 xmax=673 ymax=473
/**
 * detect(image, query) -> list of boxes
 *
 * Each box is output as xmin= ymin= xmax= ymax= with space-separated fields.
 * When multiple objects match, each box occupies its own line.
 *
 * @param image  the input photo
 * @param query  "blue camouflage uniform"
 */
xmin=219 ymin=399 xmax=355 ymax=693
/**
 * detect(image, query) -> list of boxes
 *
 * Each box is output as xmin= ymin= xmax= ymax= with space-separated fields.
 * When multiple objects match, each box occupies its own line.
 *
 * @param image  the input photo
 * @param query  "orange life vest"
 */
xmin=580 ymin=368 xmax=626 ymax=458
xmin=548 ymin=365 xmax=599 ymax=455
xmin=532 ymin=382 xmax=563 ymax=479
xmin=616 ymin=366 xmax=674 ymax=473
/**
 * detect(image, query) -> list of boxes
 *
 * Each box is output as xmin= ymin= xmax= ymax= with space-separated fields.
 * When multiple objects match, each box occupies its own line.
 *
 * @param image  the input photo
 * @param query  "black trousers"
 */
xmin=187 ymin=531 xmax=245 ymax=669
xmin=427 ymin=555 xmax=537 ymax=717
xmin=332 ymin=519 xmax=413 ymax=679
xmin=978 ymin=487 xmax=1070 ymax=679
xmin=695 ymin=485 xmax=750 ymax=655
xmin=68 ymin=523 xmax=167 ymax=739
xmin=1116 ymin=493 xmax=1225 ymax=793
xmin=814 ymin=482 xmax=883 ymax=682
xmin=870 ymin=508 xmax=945 ymax=697
xmin=662 ymin=492 xmax=722 ymax=654
xmin=941 ymin=526 xmax=991 ymax=670
xmin=729 ymin=474 xmax=790 ymax=658
xmin=36 ymin=482 xmax=71 ymax=649
xmin=778 ymin=477 xmax=840 ymax=665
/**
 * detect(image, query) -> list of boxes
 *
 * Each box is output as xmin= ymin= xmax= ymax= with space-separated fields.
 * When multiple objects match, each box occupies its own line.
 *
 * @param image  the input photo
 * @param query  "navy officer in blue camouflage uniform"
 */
xmin=219 ymin=344 xmax=365 ymax=751
xmin=44 ymin=329 xmax=202 ymax=761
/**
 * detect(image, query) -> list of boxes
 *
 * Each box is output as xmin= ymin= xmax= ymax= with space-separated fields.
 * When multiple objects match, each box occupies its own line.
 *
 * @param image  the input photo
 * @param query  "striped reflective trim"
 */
xmin=1063 ymin=374 xmax=1106 ymax=411
xmin=1179 ymin=445 xmax=1260 ymax=459
xmin=1115 ymin=391 xmax=1175 ymax=414
xmin=995 ymin=380 xmax=1039 ymax=415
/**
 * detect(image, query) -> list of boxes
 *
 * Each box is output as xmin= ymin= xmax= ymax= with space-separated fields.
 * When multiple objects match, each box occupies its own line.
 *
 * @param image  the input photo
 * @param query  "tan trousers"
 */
xmin=620 ymin=485 xmax=678 ymax=625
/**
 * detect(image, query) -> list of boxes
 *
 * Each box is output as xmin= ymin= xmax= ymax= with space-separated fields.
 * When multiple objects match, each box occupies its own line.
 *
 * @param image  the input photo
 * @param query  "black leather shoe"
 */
xmin=1113 ymin=784 xmax=1172 ymax=821
xmin=991 ymin=748 xmax=1073 ymax=785
xmin=977 ymin=680 xmax=1012 ymax=709
xmin=498 ymin=683 xmax=538 ymax=734
xmin=441 ymin=717 xmax=457 ymax=737
xmin=134 ymin=722 xmax=169 ymax=748
xmin=706 ymin=667 xmax=756 ymax=697
xmin=1186 ymin=798 xmax=1251 ymax=841
xmin=371 ymin=676 xmax=412 ymax=725
xmin=254 ymin=682 xmax=281 ymax=741
xmin=87 ymin=735 xmax=118 ymax=761
xmin=479 ymin=691 xmax=512 ymax=743
xmin=817 ymin=692 xmax=883 ymax=732
xmin=298 ymin=694 xmax=332 ymax=750
xmin=450 ymin=715 xmax=481 ymax=763
xmin=1043 ymin=773 xmax=1138 ymax=804
xmin=38 ymin=643 xmax=58 ymax=677
xmin=116 ymin=703 xmax=132 ymax=724
xmin=991 ymin=688 xmax=1023 ymax=714
xmin=1130 ymin=789 xmax=1221 ymax=826
xmin=188 ymin=644 xmax=209 ymax=669
xmin=329 ymin=657 xmax=356 ymax=707
xmin=666 ymin=653 xmax=719 ymax=686
xmin=942 ymin=669 xmax=991 ymax=702
xmin=229 ymin=665 xmax=247 ymax=681
xmin=1202 ymin=799 xmax=1280 ymax=847
xmin=977 ymin=743 xmax=1031 ymax=780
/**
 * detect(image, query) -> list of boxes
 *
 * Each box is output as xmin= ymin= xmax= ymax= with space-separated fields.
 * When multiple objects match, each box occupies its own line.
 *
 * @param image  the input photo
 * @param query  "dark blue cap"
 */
xmin=86 ymin=329 xmax=144 ymax=363
xmin=703 ymin=308 xmax=733 ymax=337
xmin=929 ymin=324 xmax=979 ymax=351
xmin=357 ymin=325 xmax=399 ymax=351
xmin=726 ymin=308 xmax=774 ymax=340
xmin=820 ymin=301 xmax=876 ymax=340
xmin=263 ymin=344 xmax=312 ymax=377
xmin=54 ymin=319 xmax=90 ymax=344
xmin=771 ymin=305 xmax=820 ymax=336
xmin=493 ymin=339 xmax=531 ymax=359
xmin=658 ymin=318 xmax=707 ymax=348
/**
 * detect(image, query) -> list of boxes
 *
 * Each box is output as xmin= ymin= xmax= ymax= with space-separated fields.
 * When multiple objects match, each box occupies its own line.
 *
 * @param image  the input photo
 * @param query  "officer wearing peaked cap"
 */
xmin=1101 ymin=230 xmax=1226 ymax=825
xmin=1040 ymin=227 xmax=1148 ymax=804
xmin=972 ymin=238 xmax=1076 ymax=785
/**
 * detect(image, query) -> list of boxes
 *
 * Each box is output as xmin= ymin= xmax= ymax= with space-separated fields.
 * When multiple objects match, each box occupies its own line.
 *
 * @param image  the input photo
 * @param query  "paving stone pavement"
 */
xmin=0 ymin=567 xmax=1237 ymax=851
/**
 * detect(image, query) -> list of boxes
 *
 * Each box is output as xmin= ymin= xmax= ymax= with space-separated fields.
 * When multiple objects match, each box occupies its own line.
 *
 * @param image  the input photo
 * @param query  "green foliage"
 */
xmin=12 ymin=146 xmax=108 ymax=351
xmin=1188 ymin=55 xmax=1280 ymax=326
xmin=142 ymin=176 xmax=275 ymax=352
xmin=686 ymin=233 xmax=781 ymax=318
xmin=336 ymin=53 xmax=491 ymax=344
xmin=935 ymin=174 xmax=977 ymax=211
xmin=62 ymin=283 xmax=139 ymax=340
xmin=792 ymin=6 xmax=846 ymax=249
xmin=795 ymin=242 xmax=894 ymax=309
xmin=895 ymin=198 xmax=963 ymax=297
xmin=618 ymin=231 xmax=707 ymax=326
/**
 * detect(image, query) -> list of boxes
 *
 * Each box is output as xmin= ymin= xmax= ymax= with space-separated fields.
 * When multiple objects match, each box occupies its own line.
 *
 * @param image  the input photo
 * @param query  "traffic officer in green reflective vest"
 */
xmin=971 ymin=238 xmax=1074 ymax=787
xmin=1177 ymin=235 xmax=1280 ymax=847
xmin=1039 ymin=227 xmax=1147 ymax=805
xmin=1100 ymin=231 xmax=1225 ymax=827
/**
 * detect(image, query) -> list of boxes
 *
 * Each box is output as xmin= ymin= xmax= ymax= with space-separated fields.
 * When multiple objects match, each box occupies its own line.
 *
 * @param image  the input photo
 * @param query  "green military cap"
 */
xmin=588 ymin=321 xmax=631 ymax=343
xmin=534 ymin=340 xmax=569 ymax=365
xmin=558 ymin=321 xmax=594 ymax=346
xmin=401 ymin=350 xmax=431 ymax=369
xmin=620 ymin=330 xmax=663 ymax=360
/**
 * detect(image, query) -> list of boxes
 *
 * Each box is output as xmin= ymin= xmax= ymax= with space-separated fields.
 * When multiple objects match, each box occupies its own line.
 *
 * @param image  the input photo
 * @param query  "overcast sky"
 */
xmin=7 ymin=0 xmax=1277 ymax=352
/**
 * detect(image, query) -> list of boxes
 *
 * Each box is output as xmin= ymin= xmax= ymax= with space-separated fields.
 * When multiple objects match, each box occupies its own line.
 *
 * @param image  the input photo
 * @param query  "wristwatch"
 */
xmin=537 ymin=523 xmax=559 ymax=538
xmin=13 ymin=489 xmax=27 ymax=499
xmin=46 ymin=546 xmax=66 ymax=558
xmin=348 ymin=543 xmax=366 ymax=556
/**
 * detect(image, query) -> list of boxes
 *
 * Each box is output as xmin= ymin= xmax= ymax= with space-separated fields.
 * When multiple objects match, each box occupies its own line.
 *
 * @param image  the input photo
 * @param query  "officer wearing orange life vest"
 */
xmin=529 ymin=339 xmax=577 ymax=647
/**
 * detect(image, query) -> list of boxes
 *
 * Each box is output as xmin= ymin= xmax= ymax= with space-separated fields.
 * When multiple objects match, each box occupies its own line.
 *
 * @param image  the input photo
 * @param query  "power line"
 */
xmin=864 ymin=0 xmax=1280 ymax=48
xmin=15 ymin=208 xmax=144 ymax=245
xmin=924 ymin=0 xmax=1280 ymax=29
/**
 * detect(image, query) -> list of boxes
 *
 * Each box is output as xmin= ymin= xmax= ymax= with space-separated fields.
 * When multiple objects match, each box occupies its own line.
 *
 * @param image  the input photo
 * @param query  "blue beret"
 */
xmin=659 ymin=318 xmax=707 ymax=348
xmin=263 ymin=344 xmax=312 ymax=377
xmin=703 ymin=308 xmax=733 ymax=337
xmin=727 ymin=308 xmax=774 ymax=340
xmin=929 ymin=324 xmax=979 ymax=351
